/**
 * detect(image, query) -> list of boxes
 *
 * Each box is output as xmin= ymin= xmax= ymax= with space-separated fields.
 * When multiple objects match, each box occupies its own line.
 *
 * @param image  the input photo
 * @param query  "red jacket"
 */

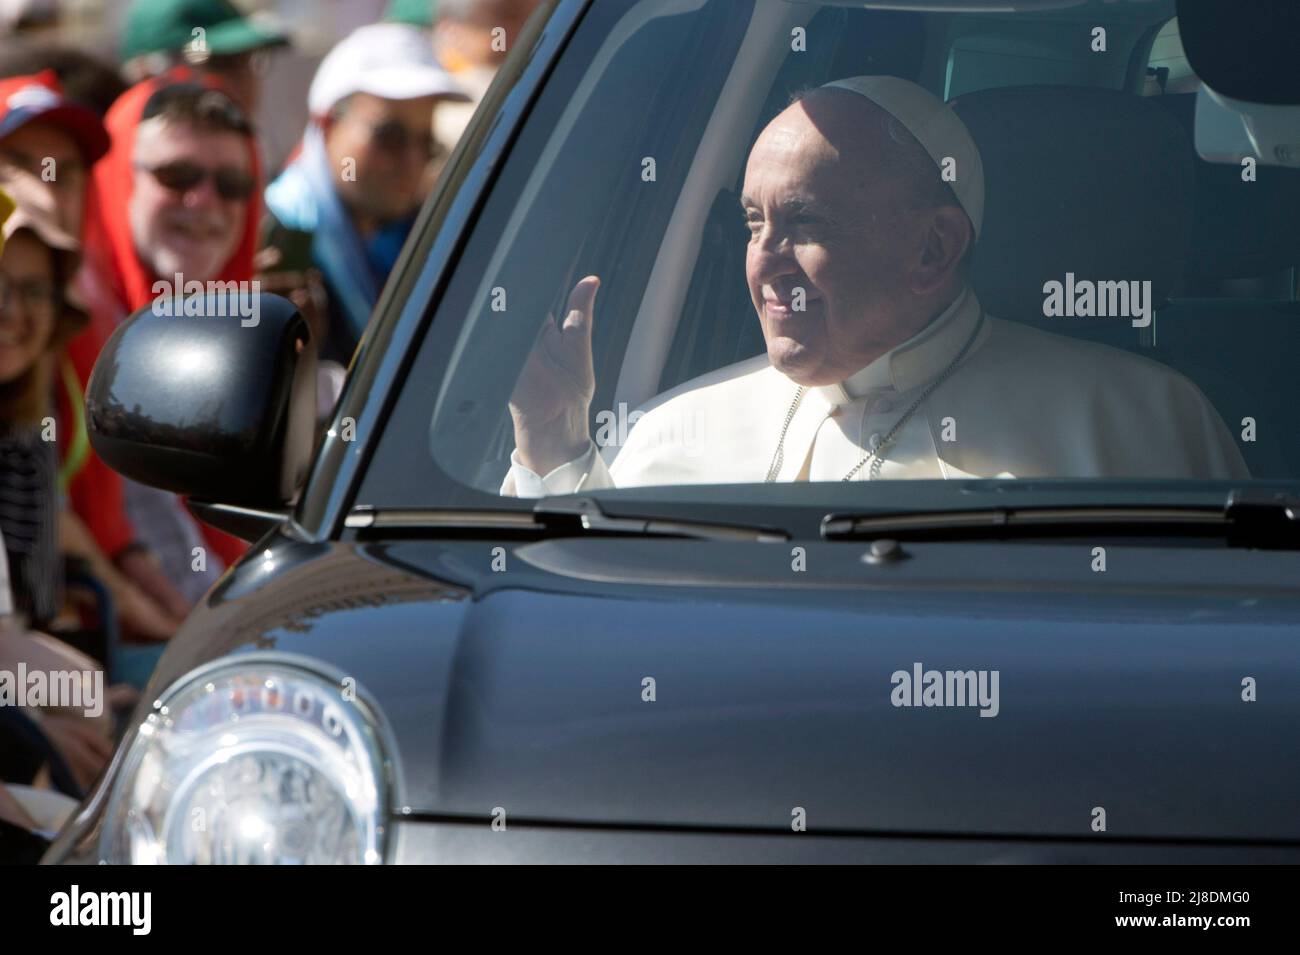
xmin=65 ymin=70 xmax=262 ymax=569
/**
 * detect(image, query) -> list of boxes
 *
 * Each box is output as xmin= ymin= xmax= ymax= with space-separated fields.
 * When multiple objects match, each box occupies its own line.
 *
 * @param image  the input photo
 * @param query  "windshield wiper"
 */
xmin=534 ymin=496 xmax=790 ymax=541
xmin=346 ymin=497 xmax=790 ymax=542
xmin=821 ymin=488 xmax=1300 ymax=549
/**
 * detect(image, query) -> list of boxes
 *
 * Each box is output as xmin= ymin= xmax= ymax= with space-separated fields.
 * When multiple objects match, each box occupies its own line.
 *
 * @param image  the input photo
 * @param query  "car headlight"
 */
xmin=100 ymin=659 xmax=392 ymax=864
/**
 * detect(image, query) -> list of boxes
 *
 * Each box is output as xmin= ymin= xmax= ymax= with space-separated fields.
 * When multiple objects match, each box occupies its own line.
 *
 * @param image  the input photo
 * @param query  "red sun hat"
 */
xmin=0 ymin=69 xmax=110 ymax=164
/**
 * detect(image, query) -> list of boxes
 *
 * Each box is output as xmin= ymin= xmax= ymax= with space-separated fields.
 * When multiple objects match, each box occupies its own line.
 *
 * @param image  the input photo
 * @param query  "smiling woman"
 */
xmin=0 ymin=233 xmax=59 ymax=387
xmin=0 ymin=169 xmax=79 ymax=404
xmin=0 ymin=172 xmax=85 ymax=627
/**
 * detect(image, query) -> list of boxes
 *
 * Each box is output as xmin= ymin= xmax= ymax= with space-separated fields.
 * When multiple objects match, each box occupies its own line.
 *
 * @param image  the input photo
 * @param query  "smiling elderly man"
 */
xmin=503 ymin=77 xmax=1248 ymax=495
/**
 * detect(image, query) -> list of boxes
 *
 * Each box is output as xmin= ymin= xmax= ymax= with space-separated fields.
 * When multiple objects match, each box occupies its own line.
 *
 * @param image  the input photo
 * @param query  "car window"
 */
xmin=358 ymin=0 xmax=1300 ymax=515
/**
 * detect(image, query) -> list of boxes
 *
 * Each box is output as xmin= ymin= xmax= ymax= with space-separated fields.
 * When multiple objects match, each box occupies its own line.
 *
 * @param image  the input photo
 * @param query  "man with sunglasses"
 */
xmin=62 ymin=79 xmax=264 ymax=651
xmin=128 ymin=85 xmax=256 ymax=296
xmin=262 ymin=22 xmax=468 ymax=367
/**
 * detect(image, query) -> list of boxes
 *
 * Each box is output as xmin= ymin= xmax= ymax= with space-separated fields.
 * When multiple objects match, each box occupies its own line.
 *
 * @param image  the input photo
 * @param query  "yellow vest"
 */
xmin=0 ymin=186 xmax=14 ymax=255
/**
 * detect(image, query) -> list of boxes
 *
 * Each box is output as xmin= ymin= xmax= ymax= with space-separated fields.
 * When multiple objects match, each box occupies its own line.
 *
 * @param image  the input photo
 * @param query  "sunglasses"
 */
xmin=369 ymin=121 xmax=448 ymax=162
xmin=134 ymin=161 xmax=255 ymax=201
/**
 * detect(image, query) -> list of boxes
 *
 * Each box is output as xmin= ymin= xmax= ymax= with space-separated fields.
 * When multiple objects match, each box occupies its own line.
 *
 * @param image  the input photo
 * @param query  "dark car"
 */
xmin=44 ymin=0 xmax=1300 ymax=863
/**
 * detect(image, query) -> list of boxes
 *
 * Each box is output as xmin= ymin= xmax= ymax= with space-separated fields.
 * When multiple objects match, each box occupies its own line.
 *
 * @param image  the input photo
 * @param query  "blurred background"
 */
xmin=2 ymin=0 xmax=395 ymax=170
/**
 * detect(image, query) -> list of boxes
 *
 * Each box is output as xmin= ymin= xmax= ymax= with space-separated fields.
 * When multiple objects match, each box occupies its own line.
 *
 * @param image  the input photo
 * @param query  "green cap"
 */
xmin=121 ymin=0 xmax=290 ymax=62
xmin=383 ymin=0 xmax=436 ymax=28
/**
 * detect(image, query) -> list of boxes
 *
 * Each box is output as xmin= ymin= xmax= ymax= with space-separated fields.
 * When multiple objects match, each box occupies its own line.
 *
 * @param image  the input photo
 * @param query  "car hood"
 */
xmin=146 ymin=532 xmax=1300 ymax=841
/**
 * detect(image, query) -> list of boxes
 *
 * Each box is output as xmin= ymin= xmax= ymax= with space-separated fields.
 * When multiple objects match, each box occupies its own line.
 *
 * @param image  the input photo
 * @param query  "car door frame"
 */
xmin=291 ymin=0 xmax=591 ymax=545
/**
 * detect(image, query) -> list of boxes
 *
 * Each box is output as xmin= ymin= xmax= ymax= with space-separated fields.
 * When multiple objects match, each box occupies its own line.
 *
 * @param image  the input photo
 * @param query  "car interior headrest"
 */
xmin=1158 ymin=92 xmax=1300 ymax=283
xmin=952 ymin=86 xmax=1194 ymax=321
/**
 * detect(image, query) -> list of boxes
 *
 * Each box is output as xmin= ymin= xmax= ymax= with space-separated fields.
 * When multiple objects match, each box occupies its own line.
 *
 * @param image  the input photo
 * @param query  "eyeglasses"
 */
xmin=0 ymin=275 xmax=59 ymax=316
xmin=368 ymin=120 xmax=448 ymax=162
xmin=134 ymin=161 xmax=255 ymax=201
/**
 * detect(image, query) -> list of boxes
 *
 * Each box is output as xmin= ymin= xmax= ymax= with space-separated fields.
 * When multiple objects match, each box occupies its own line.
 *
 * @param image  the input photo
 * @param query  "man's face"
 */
xmin=195 ymin=50 xmax=267 ymax=115
xmin=742 ymin=92 xmax=939 ymax=387
xmin=436 ymin=0 xmax=540 ymax=68
xmin=323 ymin=93 xmax=444 ymax=228
xmin=0 ymin=231 xmax=58 ymax=384
xmin=129 ymin=119 xmax=250 ymax=282
xmin=0 ymin=124 xmax=87 ymax=235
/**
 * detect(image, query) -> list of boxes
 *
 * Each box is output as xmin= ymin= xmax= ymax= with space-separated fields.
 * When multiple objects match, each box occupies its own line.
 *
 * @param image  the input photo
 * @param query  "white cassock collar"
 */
xmin=812 ymin=286 xmax=983 ymax=409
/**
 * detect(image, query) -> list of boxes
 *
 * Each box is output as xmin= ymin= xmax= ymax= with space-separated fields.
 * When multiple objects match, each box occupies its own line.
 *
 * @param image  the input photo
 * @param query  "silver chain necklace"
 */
xmin=764 ymin=309 xmax=985 ymax=483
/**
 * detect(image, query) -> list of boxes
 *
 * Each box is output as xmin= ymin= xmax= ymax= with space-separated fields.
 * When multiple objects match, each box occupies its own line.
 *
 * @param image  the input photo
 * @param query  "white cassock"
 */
xmin=502 ymin=287 xmax=1249 ymax=497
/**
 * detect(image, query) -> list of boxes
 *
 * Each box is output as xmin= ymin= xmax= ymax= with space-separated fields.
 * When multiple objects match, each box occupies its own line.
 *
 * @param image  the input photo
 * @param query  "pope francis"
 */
xmin=502 ymin=76 xmax=1248 ymax=497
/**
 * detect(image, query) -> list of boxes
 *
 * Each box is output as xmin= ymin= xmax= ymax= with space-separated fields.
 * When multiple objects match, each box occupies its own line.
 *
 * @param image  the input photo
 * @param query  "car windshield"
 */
xmin=357 ymin=0 xmax=1300 ymax=518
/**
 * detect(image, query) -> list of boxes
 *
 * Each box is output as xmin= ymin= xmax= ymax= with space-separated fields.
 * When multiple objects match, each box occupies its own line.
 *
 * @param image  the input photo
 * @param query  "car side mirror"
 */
xmin=85 ymin=291 xmax=318 ymax=523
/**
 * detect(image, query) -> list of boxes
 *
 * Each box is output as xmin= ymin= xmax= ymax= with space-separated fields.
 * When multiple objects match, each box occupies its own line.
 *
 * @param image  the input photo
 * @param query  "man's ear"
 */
xmin=910 ymin=204 xmax=972 ymax=296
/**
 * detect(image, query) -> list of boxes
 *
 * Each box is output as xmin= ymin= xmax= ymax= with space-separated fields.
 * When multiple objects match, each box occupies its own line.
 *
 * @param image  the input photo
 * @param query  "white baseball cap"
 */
xmin=820 ymin=75 xmax=984 ymax=239
xmin=308 ymin=23 xmax=470 ymax=117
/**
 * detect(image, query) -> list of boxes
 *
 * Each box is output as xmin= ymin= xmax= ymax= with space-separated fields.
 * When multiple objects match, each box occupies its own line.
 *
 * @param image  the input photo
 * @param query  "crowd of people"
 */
xmin=0 ymin=0 xmax=539 ymax=836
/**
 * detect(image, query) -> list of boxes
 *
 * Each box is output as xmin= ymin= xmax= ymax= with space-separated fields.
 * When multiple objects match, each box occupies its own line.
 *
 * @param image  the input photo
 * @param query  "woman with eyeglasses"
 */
xmin=0 ymin=173 xmax=85 ymax=633
xmin=0 ymin=166 xmax=180 ymax=649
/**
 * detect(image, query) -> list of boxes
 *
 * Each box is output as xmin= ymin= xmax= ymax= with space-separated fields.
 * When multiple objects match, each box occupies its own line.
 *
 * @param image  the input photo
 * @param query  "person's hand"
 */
xmin=116 ymin=547 xmax=192 ymax=621
xmin=0 ymin=782 xmax=38 ymax=831
xmin=60 ymin=511 xmax=181 ymax=640
xmin=38 ymin=714 xmax=114 ymax=791
xmin=107 ymin=683 xmax=140 ymax=713
xmin=509 ymin=276 xmax=600 ymax=475
xmin=114 ymin=581 xmax=182 ymax=642
xmin=254 ymin=254 xmax=329 ymax=346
